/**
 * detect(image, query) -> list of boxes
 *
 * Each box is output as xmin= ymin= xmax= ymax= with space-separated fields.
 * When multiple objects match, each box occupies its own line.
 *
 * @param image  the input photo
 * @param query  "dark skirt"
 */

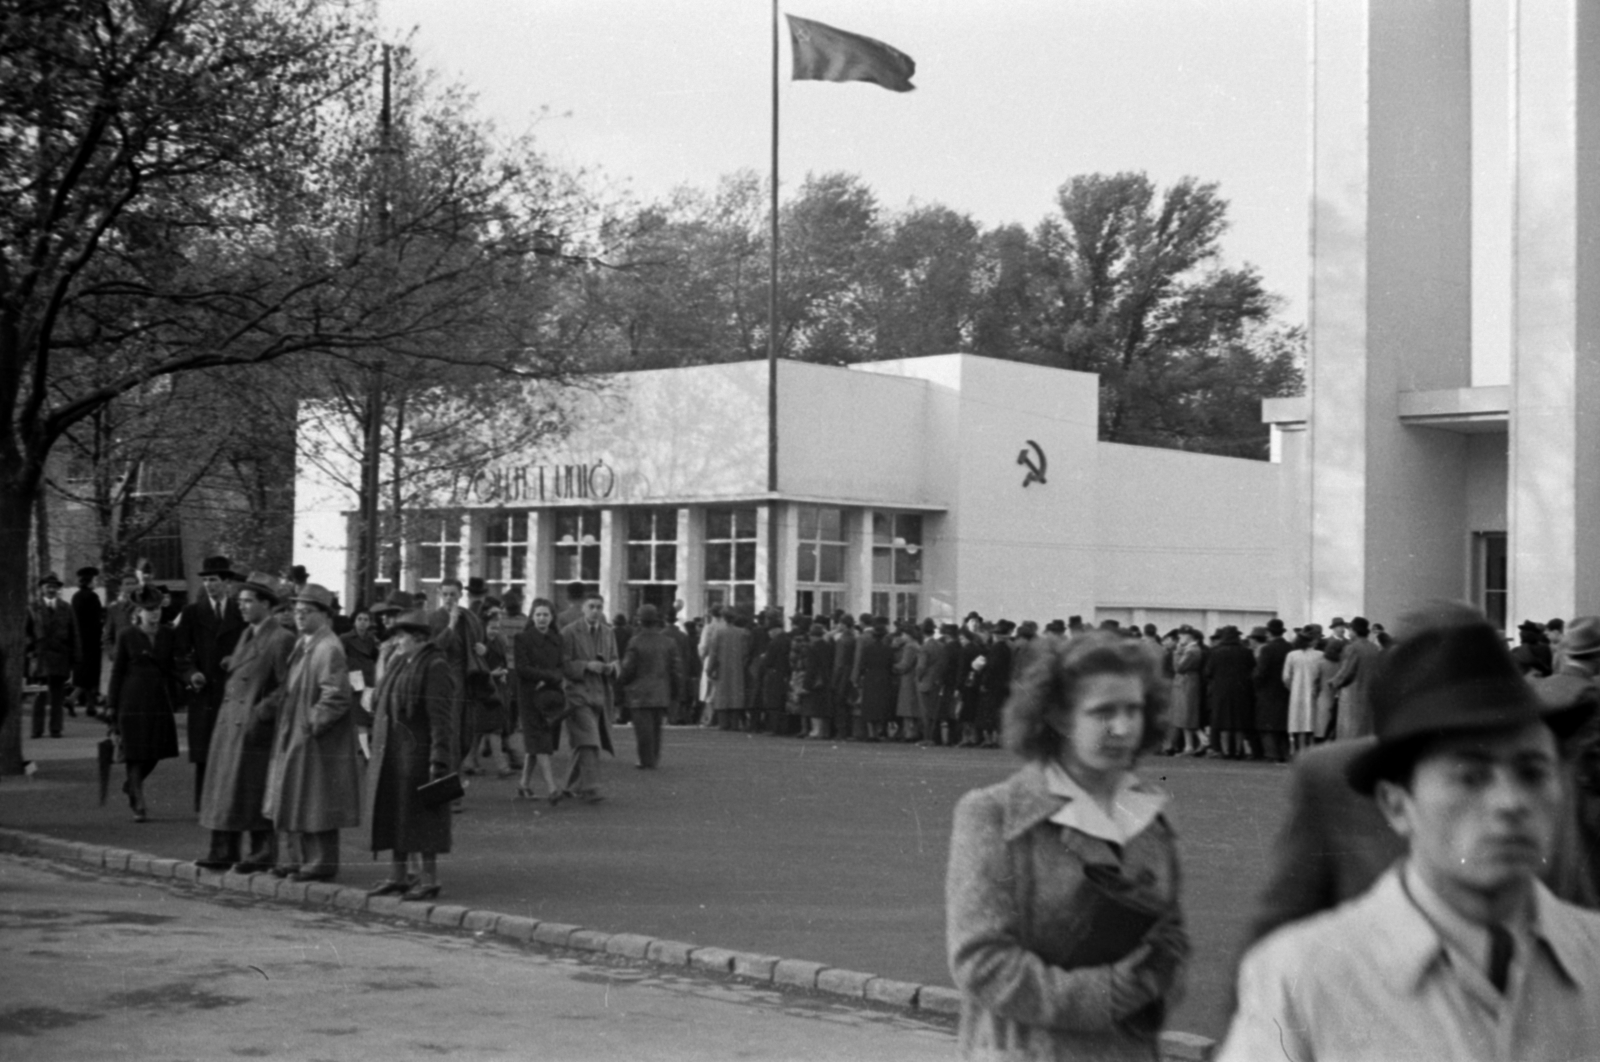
xmin=517 ymin=689 xmax=564 ymax=756
xmin=117 ymin=671 xmax=180 ymax=763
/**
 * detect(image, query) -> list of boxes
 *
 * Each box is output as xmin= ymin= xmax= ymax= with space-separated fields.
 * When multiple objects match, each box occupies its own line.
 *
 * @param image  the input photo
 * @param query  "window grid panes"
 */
xmin=871 ymin=590 xmax=920 ymax=624
xmin=483 ymin=511 xmax=530 ymax=598
xmin=417 ymin=513 xmax=464 ymax=585
xmin=705 ymin=507 xmax=758 ymax=613
xmin=795 ymin=505 xmax=847 ymax=618
xmin=553 ymin=509 xmax=601 ymax=585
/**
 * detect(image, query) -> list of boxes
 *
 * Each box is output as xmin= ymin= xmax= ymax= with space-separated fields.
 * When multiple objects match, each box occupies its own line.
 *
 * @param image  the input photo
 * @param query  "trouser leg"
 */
xmin=245 ymin=829 xmax=277 ymax=867
xmin=278 ymin=831 xmax=304 ymax=873
xmin=193 ymin=760 xmax=207 ymax=814
xmin=299 ymin=829 xmax=340 ymax=878
xmin=634 ymin=708 xmax=662 ymax=767
xmin=572 ymin=746 xmax=601 ymax=797
xmin=207 ymin=830 xmax=243 ymax=864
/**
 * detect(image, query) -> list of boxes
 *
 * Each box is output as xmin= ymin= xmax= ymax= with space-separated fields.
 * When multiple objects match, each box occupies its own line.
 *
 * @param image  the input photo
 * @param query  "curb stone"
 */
xmin=0 ymin=827 xmax=1214 ymax=1060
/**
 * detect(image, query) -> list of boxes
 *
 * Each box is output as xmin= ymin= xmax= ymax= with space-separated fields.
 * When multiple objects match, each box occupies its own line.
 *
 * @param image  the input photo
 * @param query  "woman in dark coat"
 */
xmin=363 ymin=610 xmax=455 ymax=901
xmin=106 ymin=585 xmax=182 ymax=822
xmin=855 ymin=620 xmax=897 ymax=740
xmin=1204 ymin=626 xmax=1256 ymax=759
xmin=957 ymin=629 xmax=985 ymax=747
xmin=512 ymin=598 xmax=565 ymax=803
xmin=799 ymin=623 xmax=833 ymax=738
xmin=340 ymin=608 xmax=379 ymax=728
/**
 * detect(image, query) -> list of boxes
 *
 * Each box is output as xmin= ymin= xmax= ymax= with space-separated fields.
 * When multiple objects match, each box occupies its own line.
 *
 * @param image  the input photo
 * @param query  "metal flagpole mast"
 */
xmin=768 ymin=0 xmax=780 ymax=497
xmin=767 ymin=0 xmax=781 ymax=608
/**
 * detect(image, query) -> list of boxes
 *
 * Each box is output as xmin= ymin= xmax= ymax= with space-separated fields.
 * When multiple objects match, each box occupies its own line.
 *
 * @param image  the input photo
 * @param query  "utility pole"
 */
xmin=358 ymin=44 xmax=393 ymax=610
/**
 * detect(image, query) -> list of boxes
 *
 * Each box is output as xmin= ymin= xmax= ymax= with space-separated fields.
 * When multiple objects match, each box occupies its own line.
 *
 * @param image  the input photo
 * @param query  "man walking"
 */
xmin=1221 ymin=604 xmax=1600 ymax=1061
xmin=618 ymin=604 xmax=681 ymax=769
xmin=176 ymin=555 xmax=246 ymax=810
xmin=262 ymin=584 xmax=359 ymax=882
xmin=70 ymin=567 xmax=104 ymax=717
xmin=26 ymin=572 xmax=77 ymax=738
xmin=196 ymin=573 xmax=294 ymax=872
xmin=560 ymin=593 xmax=617 ymax=801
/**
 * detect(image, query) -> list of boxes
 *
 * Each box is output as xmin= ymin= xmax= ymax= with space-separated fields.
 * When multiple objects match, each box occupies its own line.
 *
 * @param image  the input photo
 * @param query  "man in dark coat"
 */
xmin=70 ymin=567 xmax=104 ymax=716
xmin=618 ymin=604 xmax=681 ymax=769
xmin=1205 ymin=626 xmax=1256 ymax=759
xmin=829 ymin=616 xmax=857 ymax=740
xmin=196 ymin=573 xmax=294 ymax=872
xmin=662 ymin=610 xmax=696 ymax=726
xmin=915 ymin=619 xmax=952 ymax=746
xmin=757 ymin=613 xmax=791 ymax=734
xmin=175 ymin=555 xmax=246 ymax=810
xmin=26 ymin=572 xmax=77 ymax=738
xmin=428 ymin=577 xmax=487 ymax=779
xmin=1252 ymin=618 xmax=1292 ymax=763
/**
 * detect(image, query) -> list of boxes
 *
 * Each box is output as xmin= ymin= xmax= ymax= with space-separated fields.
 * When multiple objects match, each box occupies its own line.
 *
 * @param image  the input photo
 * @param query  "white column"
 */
xmin=598 ymin=508 xmax=622 ymax=610
xmin=851 ymin=508 xmax=875 ymax=617
xmin=674 ymin=507 xmax=694 ymax=621
xmin=775 ymin=502 xmax=799 ymax=616
xmin=754 ymin=504 xmax=772 ymax=611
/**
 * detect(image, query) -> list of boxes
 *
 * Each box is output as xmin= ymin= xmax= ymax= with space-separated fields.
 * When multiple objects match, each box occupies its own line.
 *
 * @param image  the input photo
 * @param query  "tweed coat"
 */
xmin=560 ymin=619 xmax=617 ymax=753
xmin=1331 ymin=636 xmax=1381 ymax=739
xmin=619 ymin=627 xmax=682 ymax=710
xmin=1171 ymin=644 xmax=1203 ymax=730
xmin=917 ymin=635 xmax=953 ymax=725
xmin=107 ymin=625 xmax=181 ymax=763
xmin=175 ymin=593 xmax=246 ymax=764
xmin=704 ymin=622 xmax=751 ymax=712
xmin=261 ymin=626 xmax=360 ymax=832
xmin=199 ymin=620 xmax=294 ymax=832
xmin=363 ymin=641 xmax=455 ymax=856
xmin=947 ymin=761 xmax=1186 ymax=1061
xmin=429 ymin=606 xmax=486 ymax=761
xmin=26 ymin=597 xmax=77 ymax=678
xmin=894 ymin=635 xmax=921 ymax=719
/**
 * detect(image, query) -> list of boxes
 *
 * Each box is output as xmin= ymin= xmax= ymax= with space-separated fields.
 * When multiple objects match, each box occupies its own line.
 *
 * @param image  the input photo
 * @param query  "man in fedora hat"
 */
xmin=70 ymin=566 xmax=104 ymax=717
xmin=1253 ymin=618 xmax=1292 ymax=763
xmin=1221 ymin=603 xmax=1600 ymax=1062
xmin=196 ymin=572 xmax=294 ymax=873
xmin=1330 ymin=616 xmax=1381 ymax=740
xmin=261 ymin=584 xmax=360 ymax=882
xmin=26 ymin=572 xmax=78 ymax=738
xmin=175 ymin=556 xmax=246 ymax=810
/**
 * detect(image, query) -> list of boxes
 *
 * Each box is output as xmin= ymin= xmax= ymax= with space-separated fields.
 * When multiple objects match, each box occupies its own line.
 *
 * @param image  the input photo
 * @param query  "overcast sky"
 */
xmin=377 ymin=0 xmax=1309 ymax=323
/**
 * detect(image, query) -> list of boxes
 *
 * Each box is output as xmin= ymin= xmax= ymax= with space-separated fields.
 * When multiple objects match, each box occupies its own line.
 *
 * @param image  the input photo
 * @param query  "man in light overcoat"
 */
xmin=261 ymin=584 xmax=359 ymax=882
xmin=196 ymin=573 xmax=294 ymax=872
xmin=560 ymin=593 xmax=616 ymax=801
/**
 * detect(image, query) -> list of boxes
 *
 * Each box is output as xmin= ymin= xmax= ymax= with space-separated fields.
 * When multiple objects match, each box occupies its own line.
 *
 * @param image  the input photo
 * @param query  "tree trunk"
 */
xmin=1 ymin=480 xmax=35 ymax=775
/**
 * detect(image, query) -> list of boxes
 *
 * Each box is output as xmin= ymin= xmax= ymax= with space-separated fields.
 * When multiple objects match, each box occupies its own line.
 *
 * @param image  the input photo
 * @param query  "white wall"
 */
xmin=1094 ymin=443 xmax=1282 ymax=617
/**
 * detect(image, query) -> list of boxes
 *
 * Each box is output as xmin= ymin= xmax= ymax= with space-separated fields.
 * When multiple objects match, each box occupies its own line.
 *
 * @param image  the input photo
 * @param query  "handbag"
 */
xmin=417 ymin=771 xmax=465 ymax=808
xmin=1042 ymin=863 xmax=1165 ymax=971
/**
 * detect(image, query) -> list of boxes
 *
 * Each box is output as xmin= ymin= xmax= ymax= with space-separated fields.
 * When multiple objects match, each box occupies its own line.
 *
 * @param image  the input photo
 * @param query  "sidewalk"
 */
xmin=0 ymin=854 xmax=956 ymax=1061
xmin=2 ymin=713 xmax=1275 ymax=1046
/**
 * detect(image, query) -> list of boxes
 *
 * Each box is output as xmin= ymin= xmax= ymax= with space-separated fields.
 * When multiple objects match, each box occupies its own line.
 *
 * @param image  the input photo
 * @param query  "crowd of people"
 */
xmin=22 ymin=560 xmax=1600 ymax=1059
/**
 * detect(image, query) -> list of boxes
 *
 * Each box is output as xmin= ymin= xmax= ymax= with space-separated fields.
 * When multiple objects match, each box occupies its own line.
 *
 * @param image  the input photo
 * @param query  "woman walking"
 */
xmin=106 ymin=585 xmax=182 ymax=822
xmin=946 ymin=632 xmax=1188 ymax=1060
xmin=511 ymin=599 xmax=565 ymax=803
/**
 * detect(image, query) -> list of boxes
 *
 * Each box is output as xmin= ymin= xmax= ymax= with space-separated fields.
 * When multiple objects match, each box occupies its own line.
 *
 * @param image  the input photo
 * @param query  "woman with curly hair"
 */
xmin=945 ymin=632 xmax=1188 ymax=1061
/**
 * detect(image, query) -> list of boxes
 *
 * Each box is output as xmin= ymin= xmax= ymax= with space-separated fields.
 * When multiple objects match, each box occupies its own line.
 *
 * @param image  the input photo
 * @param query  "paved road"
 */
xmin=1 ymin=717 xmax=1292 ymax=1039
xmin=0 ymin=855 xmax=956 ymax=1061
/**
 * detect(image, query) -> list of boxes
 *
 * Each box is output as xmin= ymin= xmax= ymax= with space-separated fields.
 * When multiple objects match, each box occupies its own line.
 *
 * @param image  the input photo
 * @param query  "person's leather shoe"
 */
xmin=270 ymin=865 xmax=300 ymax=879
xmin=233 ymin=861 xmax=274 ymax=874
xmin=195 ymin=858 xmax=234 ymax=871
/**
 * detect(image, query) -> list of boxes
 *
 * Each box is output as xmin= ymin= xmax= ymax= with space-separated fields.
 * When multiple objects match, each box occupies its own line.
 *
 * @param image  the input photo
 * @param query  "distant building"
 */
xmin=297 ymin=354 xmax=1287 ymax=629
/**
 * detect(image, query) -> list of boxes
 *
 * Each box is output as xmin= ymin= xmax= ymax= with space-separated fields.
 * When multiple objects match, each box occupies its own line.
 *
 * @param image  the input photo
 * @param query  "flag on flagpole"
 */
xmin=786 ymin=14 xmax=915 ymax=92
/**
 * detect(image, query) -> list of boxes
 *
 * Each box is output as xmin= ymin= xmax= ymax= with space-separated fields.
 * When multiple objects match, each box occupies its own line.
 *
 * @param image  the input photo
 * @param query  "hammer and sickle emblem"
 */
xmin=1017 ymin=440 xmax=1047 ymax=487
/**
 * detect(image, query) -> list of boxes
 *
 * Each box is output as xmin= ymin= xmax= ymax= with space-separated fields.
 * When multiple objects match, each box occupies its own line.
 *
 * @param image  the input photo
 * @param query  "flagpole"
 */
xmin=767 ymin=0 xmax=779 ymax=499
xmin=767 ymin=0 xmax=781 ymax=610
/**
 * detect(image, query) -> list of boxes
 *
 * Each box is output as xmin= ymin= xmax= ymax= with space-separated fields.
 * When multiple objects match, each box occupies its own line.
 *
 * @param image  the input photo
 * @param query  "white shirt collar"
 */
xmin=1043 ymin=761 xmax=1168 ymax=846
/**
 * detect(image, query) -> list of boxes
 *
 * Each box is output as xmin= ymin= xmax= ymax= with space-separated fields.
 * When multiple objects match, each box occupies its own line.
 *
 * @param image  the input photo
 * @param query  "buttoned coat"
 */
xmin=199 ymin=620 xmax=294 ymax=832
xmin=760 ymin=628 xmax=792 ymax=712
xmin=1204 ymin=639 xmax=1255 ymax=731
xmin=1171 ymin=644 xmax=1203 ymax=730
xmin=619 ymin=627 xmax=683 ymax=709
xmin=175 ymin=593 xmax=246 ymax=764
xmin=26 ymin=597 xmax=77 ymax=678
xmin=561 ymin=619 xmax=617 ymax=754
xmin=429 ymin=606 xmax=485 ymax=762
xmin=261 ymin=626 xmax=360 ymax=832
xmin=947 ymin=761 xmax=1186 ymax=1062
xmin=705 ymin=622 xmax=751 ymax=713
xmin=917 ymin=636 xmax=953 ymax=695
xmin=363 ymin=641 xmax=455 ymax=856
xmin=1251 ymin=636 xmax=1291 ymax=732
xmin=894 ymin=635 xmax=921 ymax=718
xmin=70 ymin=586 xmax=104 ymax=691
xmin=107 ymin=624 xmax=181 ymax=763
xmin=1331 ymin=636 xmax=1382 ymax=739
xmin=855 ymin=630 xmax=897 ymax=723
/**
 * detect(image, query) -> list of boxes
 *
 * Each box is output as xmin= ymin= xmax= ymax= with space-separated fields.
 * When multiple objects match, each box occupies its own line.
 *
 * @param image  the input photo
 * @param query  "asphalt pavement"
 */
xmin=0 ymin=854 xmax=957 ymax=1061
xmin=0 ymin=714 xmax=1294 ymax=1040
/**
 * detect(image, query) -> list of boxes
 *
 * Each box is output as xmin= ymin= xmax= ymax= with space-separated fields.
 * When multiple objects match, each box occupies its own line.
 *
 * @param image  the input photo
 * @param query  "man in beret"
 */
xmin=1221 ymin=604 xmax=1600 ymax=1061
xmin=261 ymin=584 xmax=359 ymax=882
